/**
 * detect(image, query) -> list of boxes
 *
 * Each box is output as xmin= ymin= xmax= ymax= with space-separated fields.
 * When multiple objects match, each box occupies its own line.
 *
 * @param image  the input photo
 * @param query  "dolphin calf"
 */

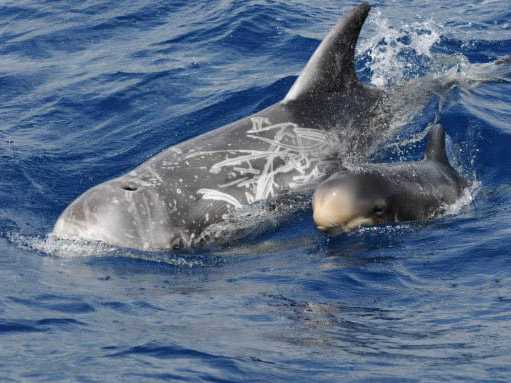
xmin=312 ymin=125 xmax=467 ymax=233
xmin=51 ymin=3 xmax=472 ymax=250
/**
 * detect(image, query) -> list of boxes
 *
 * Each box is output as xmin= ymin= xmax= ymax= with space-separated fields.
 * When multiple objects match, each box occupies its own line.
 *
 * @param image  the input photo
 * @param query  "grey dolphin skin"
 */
xmin=51 ymin=3 xmax=459 ymax=250
xmin=312 ymin=125 xmax=468 ymax=233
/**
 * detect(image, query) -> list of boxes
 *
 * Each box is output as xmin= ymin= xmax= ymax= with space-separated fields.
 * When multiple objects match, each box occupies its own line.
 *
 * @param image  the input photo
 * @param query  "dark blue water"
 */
xmin=2 ymin=1 xmax=511 ymax=381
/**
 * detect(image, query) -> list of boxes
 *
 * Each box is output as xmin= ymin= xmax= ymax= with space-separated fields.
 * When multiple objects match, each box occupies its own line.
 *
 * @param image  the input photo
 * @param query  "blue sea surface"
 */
xmin=1 ymin=1 xmax=511 ymax=382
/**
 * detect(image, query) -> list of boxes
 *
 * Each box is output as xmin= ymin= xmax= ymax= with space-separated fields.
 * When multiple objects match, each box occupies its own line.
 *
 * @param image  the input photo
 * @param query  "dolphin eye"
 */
xmin=373 ymin=206 xmax=384 ymax=216
xmin=372 ymin=201 xmax=386 ymax=216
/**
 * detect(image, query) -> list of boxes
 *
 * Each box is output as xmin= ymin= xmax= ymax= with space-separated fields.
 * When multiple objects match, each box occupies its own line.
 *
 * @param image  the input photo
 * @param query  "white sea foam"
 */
xmin=442 ymin=180 xmax=481 ymax=218
xmin=7 ymin=231 xmax=118 ymax=258
xmin=359 ymin=10 xmax=509 ymax=89
xmin=359 ymin=10 xmax=441 ymax=87
xmin=6 ymin=232 xmax=205 ymax=266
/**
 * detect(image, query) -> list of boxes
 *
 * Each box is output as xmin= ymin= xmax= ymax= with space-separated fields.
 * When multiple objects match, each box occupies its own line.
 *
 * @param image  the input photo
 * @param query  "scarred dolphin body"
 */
xmin=312 ymin=125 xmax=467 ymax=233
xmin=51 ymin=3 xmax=473 ymax=250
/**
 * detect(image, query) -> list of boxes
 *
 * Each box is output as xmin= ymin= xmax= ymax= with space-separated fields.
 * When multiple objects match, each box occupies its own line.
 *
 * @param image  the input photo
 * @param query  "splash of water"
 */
xmin=441 ymin=180 xmax=481 ymax=218
xmin=359 ymin=9 xmax=441 ymax=87
xmin=6 ymin=232 xmax=207 ymax=266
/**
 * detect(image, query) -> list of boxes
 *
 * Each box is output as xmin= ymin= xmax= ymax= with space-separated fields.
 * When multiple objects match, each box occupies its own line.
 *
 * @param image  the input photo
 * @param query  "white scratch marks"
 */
xmin=194 ymin=117 xmax=338 ymax=207
xmin=197 ymin=188 xmax=242 ymax=209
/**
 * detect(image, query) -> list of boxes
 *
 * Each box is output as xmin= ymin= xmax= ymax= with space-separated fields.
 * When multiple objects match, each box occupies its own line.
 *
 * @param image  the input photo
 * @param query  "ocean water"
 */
xmin=1 ymin=1 xmax=511 ymax=382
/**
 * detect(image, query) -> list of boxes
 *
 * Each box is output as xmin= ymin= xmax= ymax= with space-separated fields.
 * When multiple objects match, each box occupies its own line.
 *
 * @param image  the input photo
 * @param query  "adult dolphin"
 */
xmin=50 ymin=3 xmax=456 ymax=250
xmin=312 ymin=125 xmax=468 ymax=232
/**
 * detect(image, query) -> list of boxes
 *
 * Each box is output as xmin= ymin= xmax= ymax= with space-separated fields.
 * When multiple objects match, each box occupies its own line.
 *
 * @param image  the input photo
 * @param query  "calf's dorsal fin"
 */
xmin=425 ymin=124 xmax=449 ymax=164
xmin=283 ymin=3 xmax=371 ymax=103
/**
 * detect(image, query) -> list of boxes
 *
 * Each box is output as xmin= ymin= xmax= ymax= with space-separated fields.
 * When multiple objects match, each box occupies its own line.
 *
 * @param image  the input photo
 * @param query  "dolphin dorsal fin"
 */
xmin=283 ymin=3 xmax=371 ymax=103
xmin=425 ymin=125 xmax=449 ymax=164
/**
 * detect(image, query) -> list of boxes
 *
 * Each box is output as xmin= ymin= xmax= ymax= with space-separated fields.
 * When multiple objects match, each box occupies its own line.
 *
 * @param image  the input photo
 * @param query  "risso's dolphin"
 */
xmin=312 ymin=124 xmax=468 ymax=233
xmin=51 ymin=3 xmax=474 ymax=250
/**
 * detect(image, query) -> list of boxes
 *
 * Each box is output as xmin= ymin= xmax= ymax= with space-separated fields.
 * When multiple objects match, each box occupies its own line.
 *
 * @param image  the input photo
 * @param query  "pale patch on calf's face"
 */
xmin=313 ymin=187 xmax=355 ymax=230
xmin=312 ymin=185 xmax=375 ymax=232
